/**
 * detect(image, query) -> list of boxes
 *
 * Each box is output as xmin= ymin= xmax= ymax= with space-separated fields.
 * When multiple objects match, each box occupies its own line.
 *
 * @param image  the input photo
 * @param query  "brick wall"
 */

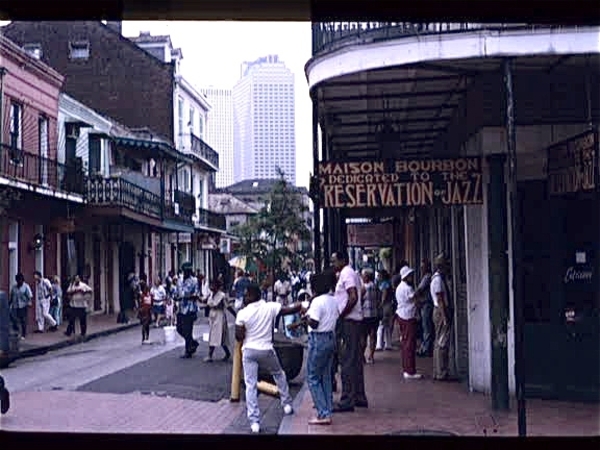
xmin=2 ymin=21 xmax=175 ymax=144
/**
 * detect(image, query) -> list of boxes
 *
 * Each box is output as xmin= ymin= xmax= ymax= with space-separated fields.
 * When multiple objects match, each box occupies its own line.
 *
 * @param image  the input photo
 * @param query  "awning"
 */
xmin=112 ymin=136 xmax=194 ymax=164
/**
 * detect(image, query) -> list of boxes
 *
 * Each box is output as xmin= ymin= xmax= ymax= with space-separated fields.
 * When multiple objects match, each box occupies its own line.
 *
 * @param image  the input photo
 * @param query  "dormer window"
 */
xmin=23 ymin=43 xmax=42 ymax=59
xmin=69 ymin=40 xmax=90 ymax=60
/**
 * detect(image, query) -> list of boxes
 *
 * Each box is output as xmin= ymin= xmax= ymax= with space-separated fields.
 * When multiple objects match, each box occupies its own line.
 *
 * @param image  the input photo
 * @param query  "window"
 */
xmin=69 ymin=41 xmax=90 ymax=60
xmin=198 ymin=115 xmax=204 ymax=140
xmin=197 ymin=177 xmax=204 ymax=209
xmin=39 ymin=116 xmax=49 ymax=184
xmin=23 ymin=43 xmax=42 ymax=59
xmin=189 ymin=107 xmax=195 ymax=133
xmin=9 ymin=102 xmax=23 ymax=163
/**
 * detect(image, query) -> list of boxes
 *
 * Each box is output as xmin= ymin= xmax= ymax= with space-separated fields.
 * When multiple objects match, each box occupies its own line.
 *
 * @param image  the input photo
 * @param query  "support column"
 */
xmin=504 ymin=58 xmax=527 ymax=435
xmin=311 ymin=98 xmax=321 ymax=272
xmin=322 ymin=136 xmax=330 ymax=264
xmin=486 ymin=153 xmax=510 ymax=411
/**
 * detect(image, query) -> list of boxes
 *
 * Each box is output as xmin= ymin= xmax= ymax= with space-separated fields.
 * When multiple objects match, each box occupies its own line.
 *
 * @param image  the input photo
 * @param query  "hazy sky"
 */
xmin=122 ymin=21 xmax=313 ymax=187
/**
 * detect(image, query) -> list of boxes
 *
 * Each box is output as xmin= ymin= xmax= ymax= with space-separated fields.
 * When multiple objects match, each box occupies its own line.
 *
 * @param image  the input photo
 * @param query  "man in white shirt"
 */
xmin=331 ymin=250 xmax=367 ymax=413
xmin=235 ymin=283 xmax=304 ymax=433
xmin=395 ymin=266 xmax=422 ymax=379
xmin=304 ymin=269 xmax=339 ymax=425
xmin=430 ymin=253 xmax=454 ymax=381
xmin=273 ymin=272 xmax=291 ymax=331
xmin=33 ymin=271 xmax=57 ymax=333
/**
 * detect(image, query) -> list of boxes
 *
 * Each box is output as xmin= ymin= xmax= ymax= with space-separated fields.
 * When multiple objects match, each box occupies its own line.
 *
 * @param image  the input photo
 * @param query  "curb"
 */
xmin=15 ymin=322 xmax=140 ymax=361
xmin=277 ymin=381 xmax=309 ymax=435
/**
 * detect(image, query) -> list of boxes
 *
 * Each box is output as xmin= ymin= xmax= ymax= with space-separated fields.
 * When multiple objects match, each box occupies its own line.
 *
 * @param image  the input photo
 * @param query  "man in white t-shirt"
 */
xmin=235 ymin=283 xmax=304 ymax=433
xmin=430 ymin=253 xmax=453 ymax=381
xmin=304 ymin=269 xmax=339 ymax=425
xmin=331 ymin=250 xmax=367 ymax=413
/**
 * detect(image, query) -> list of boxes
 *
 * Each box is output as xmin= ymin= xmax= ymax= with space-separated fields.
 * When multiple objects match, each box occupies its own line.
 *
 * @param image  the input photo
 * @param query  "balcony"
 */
xmin=164 ymin=190 xmax=195 ymax=228
xmin=85 ymin=176 xmax=162 ymax=220
xmin=0 ymin=144 xmax=85 ymax=196
xmin=196 ymin=207 xmax=227 ymax=231
xmin=189 ymin=134 xmax=219 ymax=170
xmin=312 ymin=23 xmax=554 ymax=56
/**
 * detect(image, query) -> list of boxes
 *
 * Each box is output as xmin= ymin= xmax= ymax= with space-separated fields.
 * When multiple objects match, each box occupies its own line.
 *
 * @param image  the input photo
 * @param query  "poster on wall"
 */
xmin=317 ymin=157 xmax=483 ymax=209
xmin=347 ymin=222 xmax=394 ymax=247
xmin=546 ymin=129 xmax=598 ymax=196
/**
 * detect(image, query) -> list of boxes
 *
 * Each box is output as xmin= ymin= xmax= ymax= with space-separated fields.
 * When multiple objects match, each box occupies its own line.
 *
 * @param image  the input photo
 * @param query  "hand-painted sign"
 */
xmin=317 ymin=157 xmax=483 ymax=208
xmin=347 ymin=223 xmax=394 ymax=247
xmin=546 ymin=130 xmax=598 ymax=196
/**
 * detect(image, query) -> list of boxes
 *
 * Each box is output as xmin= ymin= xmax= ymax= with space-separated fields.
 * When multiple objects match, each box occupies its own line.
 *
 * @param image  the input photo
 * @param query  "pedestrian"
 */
xmin=138 ymin=283 xmax=152 ymax=343
xmin=202 ymin=279 xmax=231 ymax=362
xmin=360 ymin=269 xmax=380 ymax=364
xmin=33 ymin=271 xmax=58 ymax=333
xmin=49 ymin=275 xmax=63 ymax=327
xmin=376 ymin=269 xmax=394 ymax=351
xmin=235 ymin=283 xmax=304 ymax=433
xmin=150 ymin=278 xmax=167 ymax=328
xmin=176 ymin=262 xmax=200 ymax=359
xmin=415 ymin=260 xmax=434 ymax=357
xmin=9 ymin=273 xmax=32 ymax=339
xmin=232 ymin=270 xmax=250 ymax=311
xmin=165 ymin=277 xmax=176 ymax=327
xmin=395 ymin=266 xmax=422 ymax=379
xmin=65 ymin=275 xmax=92 ymax=338
xmin=273 ymin=271 xmax=291 ymax=331
xmin=330 ymin=250 xmax=368 ymax=413
xmin=305 ymin=270 xmax=339 ymax=425
xmin=431 ymin=253 xmax=454 ymax=381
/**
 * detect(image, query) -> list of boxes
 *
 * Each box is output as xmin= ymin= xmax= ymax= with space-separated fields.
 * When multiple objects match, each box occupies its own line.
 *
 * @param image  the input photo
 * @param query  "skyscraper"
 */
xmin=201 ymin=87 xmax=234 ymax=188
xmin=232 ymin=55 xmax=296 ymax=185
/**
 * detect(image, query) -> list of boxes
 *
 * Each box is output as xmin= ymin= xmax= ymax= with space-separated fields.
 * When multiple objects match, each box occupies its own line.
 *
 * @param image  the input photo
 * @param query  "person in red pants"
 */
xmin=394 ymin=266 xmax=422 ymax=380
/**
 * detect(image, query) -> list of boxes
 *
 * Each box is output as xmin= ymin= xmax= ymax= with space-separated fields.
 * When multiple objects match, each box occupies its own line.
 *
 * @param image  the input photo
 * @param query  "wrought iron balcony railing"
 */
xmin=164 ymin=190 xmax=195 ymax=227
xmin=312 ymin=22 xmax=556 ymax=56
xmin=196 ymin=207 xmax=227 ymax=231
xmin=190 ymin=134 xmax=219 ymax=169
xmin=85 ymin=176 xmax=163 ymax=219
xmin=0 ymin=144 xmax=85 ymax=196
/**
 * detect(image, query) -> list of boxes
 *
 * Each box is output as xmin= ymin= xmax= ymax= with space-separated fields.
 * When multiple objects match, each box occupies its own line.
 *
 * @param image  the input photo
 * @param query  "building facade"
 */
xmin=0 ymin=35 xmax=84 ymax=328
xmin=232 ymin=55 xmax=296 ymax=185
xmin=201 ymin=87 xmax=234 ymax=188
xmin=308 ymin=23 xmax=600 ymax=404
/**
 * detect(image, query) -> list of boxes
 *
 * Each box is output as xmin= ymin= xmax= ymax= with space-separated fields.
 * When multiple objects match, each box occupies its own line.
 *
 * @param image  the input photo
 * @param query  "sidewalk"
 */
xmin=16 ymin=314 xmax=138 ymax=359
xmin=279 ymin=347 xmax=600 ymax=436
xmin=0 ymin=390 xmax=243 ymax=433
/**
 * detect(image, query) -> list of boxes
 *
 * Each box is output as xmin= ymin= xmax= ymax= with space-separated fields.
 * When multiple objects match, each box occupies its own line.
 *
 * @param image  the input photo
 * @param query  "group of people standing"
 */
xmin=8 ymin=271 xmax=93 ymax=339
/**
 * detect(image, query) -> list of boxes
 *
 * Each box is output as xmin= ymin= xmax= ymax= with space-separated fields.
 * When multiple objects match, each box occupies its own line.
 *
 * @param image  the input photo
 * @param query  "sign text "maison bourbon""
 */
xmin=318 ymin=157 xmax=483 ymax=209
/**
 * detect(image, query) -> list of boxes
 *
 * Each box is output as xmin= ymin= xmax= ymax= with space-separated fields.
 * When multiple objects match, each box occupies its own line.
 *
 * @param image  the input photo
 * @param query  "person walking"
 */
xmin=49 ymin=276 xmax=63 ymax=327
xmin=33 ymin=271 xmax=58 ymax=333
xmin=235 ymin=283 xmax=304 ymax=433
xmin=176 ymin=262 xmax=200 ymax=359
xmin=138 ymin=283 xmax=153 ymax=343
xmin=9 ymin=273 xmax=32 ymax=339
xmin=202 ymin=279 xmax=231 ymax=362
xmin=395 ymin=266 xmax=422 ymax=379
xmin=415 ymin=260 xmax=434 ymax=357
xmin=431 ymin=254 xmax=454 ymax=381
xmin=376 ymin=270 xmax=394 ymax=351
xmin=65 ymin=275 xmax=92 ymax=338
xmin=360 ymin=269 xmax=380 ymax=364
xmin=305 ymin=270 xmax=339 ymax=425
xmin=150 ymin=278 xmax=167 ymax=328
xmin=330 ymin=250 xmax=367 ymax=413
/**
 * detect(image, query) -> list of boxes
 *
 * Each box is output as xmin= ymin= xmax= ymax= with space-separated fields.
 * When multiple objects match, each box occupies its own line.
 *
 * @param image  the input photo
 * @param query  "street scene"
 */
xmin=0 ymin=19 xmax=599 ymax=437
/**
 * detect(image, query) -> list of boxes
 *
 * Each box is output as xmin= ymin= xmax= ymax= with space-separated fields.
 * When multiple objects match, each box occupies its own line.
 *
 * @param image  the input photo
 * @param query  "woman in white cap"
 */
xmin=395 ymin=266 xmax=422 ymax=379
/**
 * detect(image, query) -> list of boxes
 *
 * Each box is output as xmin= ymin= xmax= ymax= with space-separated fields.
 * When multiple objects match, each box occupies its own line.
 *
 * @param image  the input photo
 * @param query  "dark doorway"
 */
xmin=92 ymin=238 xmax=102 ymax=311
xmin=520 ymin=180 xmax=599 ymax=401
xmin=119 ymin=241 xmax=136 ymax=301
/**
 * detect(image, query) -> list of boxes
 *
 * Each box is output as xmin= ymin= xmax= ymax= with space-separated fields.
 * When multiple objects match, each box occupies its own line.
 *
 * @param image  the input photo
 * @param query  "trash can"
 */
xmin=0 ymin=290 xmax=19 ymax=368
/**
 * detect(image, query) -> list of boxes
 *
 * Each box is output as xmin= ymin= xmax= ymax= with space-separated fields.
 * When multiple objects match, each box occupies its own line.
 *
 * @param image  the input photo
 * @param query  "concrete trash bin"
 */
xmin=258 ymin=336 xmax=304 ymax=383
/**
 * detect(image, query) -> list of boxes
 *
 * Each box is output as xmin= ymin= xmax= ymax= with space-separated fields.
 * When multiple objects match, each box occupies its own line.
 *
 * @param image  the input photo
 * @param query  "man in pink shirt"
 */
xmin=331 ymin=250 xmax=368 ymax=412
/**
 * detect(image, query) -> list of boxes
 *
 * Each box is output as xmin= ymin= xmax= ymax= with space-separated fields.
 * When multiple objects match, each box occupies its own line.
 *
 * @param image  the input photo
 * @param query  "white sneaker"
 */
xmin=403 ymin=372 xmax=423 ymax=379
xmin=250 ymin=423 xmax=260 ymax=433
xmin=283 ymin=404 xmax=294 ymax=415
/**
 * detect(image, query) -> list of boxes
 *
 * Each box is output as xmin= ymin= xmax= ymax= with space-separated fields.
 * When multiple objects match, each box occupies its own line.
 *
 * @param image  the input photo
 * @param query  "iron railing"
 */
xmin=190 ymin=134 xmax=219 ymax=169
xmin=0 ymin=144 xmax=85 ymax=195
xmin=164 ymin=189 xmax=195 ymax=227
xmin=196 ymin=207 xmax=227 ymax=231
xmin=85 ymin=176 xmax=163 ymax=219
xmin=312 ymin=23 xmax=559 ymax=56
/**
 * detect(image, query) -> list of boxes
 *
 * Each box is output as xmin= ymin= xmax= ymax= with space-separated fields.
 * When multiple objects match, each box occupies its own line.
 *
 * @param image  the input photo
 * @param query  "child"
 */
xmin=285 ymin=289 xmax=311 ymax=337
xmin=138 ymin=284 xmax=153 ymax=343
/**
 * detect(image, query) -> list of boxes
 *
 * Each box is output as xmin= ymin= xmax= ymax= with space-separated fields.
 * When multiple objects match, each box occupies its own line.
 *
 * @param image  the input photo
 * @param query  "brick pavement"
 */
xmin=280 ymin=348 xmax=600 ymax=436
xmin=0 ymin=390 xmax=244 ymax=433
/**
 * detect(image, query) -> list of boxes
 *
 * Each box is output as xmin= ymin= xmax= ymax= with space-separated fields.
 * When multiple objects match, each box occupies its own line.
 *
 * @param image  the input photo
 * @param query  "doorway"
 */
xmin=119 ymin=241 xmax=136 ymax=299
xmin=92 ymin=238 xmax=102 ymax=311
xmin=520 ymin=180 xmax=599 ymax=401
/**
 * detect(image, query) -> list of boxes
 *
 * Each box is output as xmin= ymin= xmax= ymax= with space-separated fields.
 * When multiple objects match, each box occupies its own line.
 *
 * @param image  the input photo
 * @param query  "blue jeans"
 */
xmin=307 ymin=331 xmax=335 ymax=419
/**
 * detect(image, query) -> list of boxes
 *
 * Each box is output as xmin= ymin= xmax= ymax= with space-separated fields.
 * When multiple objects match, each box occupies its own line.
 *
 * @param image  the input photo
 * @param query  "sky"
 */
xmin=122 ymin=21 xmax=313 ymax=188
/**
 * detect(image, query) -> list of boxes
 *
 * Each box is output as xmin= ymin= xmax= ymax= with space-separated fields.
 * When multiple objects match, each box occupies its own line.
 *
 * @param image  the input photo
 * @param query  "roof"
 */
xmin=217 ymin=179 xmax=308 ymax=195
xmin=208 ymin=193 xmax=259 ymax=215
xmin=130 ymin=32 xmax=173 ymax=47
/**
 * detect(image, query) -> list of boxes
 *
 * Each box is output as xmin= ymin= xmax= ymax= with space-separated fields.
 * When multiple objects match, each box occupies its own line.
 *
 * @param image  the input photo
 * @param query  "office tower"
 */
xmin=232 ymin=55 xmax=296 ymax=185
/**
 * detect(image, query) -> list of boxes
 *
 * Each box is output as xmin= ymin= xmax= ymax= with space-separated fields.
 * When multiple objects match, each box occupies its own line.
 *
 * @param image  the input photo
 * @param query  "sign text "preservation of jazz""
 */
xmin=318 ymin=157 xmax=483 ymax=209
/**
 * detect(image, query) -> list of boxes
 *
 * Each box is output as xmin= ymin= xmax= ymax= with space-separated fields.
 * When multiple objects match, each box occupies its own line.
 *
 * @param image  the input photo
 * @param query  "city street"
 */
xmin=0 ymin=319 xmax=304 ymax=434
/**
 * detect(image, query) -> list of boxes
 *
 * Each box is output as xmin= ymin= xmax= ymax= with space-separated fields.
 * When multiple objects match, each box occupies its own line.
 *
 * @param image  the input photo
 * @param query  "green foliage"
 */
xmin=231 ymin=168 xmax=311 ymax=273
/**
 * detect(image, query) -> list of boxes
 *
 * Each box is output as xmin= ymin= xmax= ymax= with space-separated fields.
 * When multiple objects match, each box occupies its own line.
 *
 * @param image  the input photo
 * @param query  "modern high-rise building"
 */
xmin=232 ymin=55 xmax=296 ymax=185
xmin=201 ymin=87 xmax=234 ymax=188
